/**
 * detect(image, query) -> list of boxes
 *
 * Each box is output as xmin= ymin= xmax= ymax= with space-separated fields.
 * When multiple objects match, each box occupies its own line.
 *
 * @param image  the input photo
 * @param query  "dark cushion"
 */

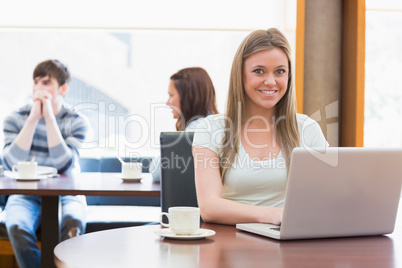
xmin=99 ymin=157 xmax=153 ymax=173
xmin=0 ymin=196 xmax=7 ymax=210
xmin=79 ymin=157 xmax=100 ymax=172
xmin=86 ymin=196 xmax=160 ymax=206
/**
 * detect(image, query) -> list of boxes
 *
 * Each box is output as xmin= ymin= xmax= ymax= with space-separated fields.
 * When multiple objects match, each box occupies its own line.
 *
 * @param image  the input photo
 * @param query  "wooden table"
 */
xmin=0 ymin=172 xmax=160 ymax=268
xmin=54 ymin=223 xmax=402 ymax=268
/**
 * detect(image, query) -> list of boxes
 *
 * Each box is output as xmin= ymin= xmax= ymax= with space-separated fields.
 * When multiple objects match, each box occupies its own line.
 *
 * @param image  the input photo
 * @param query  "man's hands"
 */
xmin=29 ymin=91 xmax=55 ymax=122
xmin=29 ymin=100 xmax=42 ymax=122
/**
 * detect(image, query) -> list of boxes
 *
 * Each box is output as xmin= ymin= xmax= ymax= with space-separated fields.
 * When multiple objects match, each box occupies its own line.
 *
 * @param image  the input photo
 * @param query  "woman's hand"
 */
xmin=261 ymin=207 xmax=284 ymax=225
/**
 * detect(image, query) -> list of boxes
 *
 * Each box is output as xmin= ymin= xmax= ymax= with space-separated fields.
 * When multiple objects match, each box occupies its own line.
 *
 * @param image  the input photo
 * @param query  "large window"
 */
xmin=0 ymin=0 xmax=297 ymax=157
xmin=365 ymin=1 xmax=402 ymax=147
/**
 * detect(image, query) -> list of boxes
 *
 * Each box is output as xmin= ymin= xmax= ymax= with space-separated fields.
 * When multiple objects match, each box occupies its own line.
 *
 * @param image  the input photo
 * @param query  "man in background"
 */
xmin=1 ymin=59 xmax=89 ymax=268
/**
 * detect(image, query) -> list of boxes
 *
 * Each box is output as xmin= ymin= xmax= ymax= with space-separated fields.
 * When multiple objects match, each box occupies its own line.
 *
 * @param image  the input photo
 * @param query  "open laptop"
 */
xmin=236 ymin=147 xmax=402 ymax=240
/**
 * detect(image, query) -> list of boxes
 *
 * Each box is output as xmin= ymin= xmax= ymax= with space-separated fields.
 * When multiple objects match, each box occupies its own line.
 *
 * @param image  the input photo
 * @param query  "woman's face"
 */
xmin=166 ymin=80 xmax=181 ymax=119
xmin=243 ymin=48 xmax=289 ymax=114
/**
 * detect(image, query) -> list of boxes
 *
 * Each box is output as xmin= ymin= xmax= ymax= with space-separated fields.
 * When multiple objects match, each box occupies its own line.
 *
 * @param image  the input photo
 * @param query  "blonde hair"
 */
xmin=220 ymin=28 xmax=300 ymax=178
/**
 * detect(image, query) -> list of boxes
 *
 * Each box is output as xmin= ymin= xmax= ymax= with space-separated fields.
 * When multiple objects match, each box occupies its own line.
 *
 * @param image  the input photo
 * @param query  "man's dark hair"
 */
xmin=33 ymin=59 xmax=71 ymax=86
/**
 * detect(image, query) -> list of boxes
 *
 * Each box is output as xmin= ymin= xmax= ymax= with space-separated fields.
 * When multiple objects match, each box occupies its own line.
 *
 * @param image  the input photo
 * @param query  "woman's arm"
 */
xmin=193 ymin=145 xmax=283 ymax=225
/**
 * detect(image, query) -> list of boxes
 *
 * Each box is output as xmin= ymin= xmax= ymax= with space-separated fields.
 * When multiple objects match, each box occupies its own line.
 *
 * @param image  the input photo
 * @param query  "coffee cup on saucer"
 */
xmin=12 ymin=161 xmax=38 ymax=178
xmin=159 ymin=207 xmax=201 ymax=235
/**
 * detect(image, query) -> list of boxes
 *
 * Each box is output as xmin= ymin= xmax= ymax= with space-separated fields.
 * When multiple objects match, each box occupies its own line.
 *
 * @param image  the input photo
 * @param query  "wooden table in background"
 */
xmin=0 ymin=173 xmax=160 ymax=268
xmin=54 ymin=223 xmax=402 ymax=268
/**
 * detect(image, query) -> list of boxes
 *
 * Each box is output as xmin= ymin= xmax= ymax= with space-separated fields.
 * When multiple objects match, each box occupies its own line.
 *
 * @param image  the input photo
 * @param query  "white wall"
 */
xmin=0 ymin=0 xmax=289 ymax=30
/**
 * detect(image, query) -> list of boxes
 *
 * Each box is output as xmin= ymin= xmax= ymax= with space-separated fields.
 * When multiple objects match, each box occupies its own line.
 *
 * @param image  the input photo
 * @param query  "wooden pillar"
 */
xmin=340 ymin=0 xmax=366 ymax=147
xmin=297 ymin=0 xmax=343 ymax=146
xmin=295 ymin=0 xmax=305 ymax=113
xmin=296 ymin=0 xmax=365 ymax=147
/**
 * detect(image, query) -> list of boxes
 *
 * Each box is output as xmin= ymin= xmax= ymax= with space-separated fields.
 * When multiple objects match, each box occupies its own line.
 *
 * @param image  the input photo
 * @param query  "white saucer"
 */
xmin=154 ymin=228 xmax=216 ymax=240
xmin=15 ymin=176 xmax=48 ymax=181
xmin=4 ymin=165 xmax=58 ymax=181
xmin=4 ymin=171 xmax=49 ymax=181
xmin=117 ymin=174 xmax=142 ymax=182
xmin=36 ymin=166 xmax=58 ymax=176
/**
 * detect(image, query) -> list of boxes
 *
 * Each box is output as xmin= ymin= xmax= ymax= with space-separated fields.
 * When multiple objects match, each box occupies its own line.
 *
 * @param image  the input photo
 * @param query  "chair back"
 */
xmin=160 ymin=132 xmax=198 ymax=213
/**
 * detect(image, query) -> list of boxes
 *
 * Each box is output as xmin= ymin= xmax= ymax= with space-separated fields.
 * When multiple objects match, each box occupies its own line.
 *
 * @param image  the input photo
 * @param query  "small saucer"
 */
xmin=117 ymin=174 xmax=142 ymax=182
xmin=16 ymin=176 xmax=48 ymax=181
xmin=36 ymin=166 xmax=58 ymax=176
xmin=154 ymin=228 xmax=216 ymax=240
xmin=4 ymin=171 xmax=49 ymax=181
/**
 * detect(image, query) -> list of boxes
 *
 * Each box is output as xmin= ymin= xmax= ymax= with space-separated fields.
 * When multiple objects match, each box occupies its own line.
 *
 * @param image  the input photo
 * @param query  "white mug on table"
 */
xmin=160 ymin=207 xmax=201 ymax=235
xmin=12 ymin=161 xmax=38 ymax=178
xmin=121 ymin=162 xmax=142 ymax=179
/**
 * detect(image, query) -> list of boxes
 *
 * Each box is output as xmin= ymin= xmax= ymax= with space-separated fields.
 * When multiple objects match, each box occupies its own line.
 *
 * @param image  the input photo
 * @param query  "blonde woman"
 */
xmin=192 ymin=28 xmax=328 ymax=225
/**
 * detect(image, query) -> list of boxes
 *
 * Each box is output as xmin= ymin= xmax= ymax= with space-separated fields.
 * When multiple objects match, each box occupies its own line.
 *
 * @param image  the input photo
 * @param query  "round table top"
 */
xmin=54 ymin=223 xmax=402 ymax=268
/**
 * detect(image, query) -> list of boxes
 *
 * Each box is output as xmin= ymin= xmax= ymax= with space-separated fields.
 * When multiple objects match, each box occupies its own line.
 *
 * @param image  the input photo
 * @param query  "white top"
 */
xmin=192 ymin=113 xmax=328 ymax=208
xmin=186 ymin=118 xmax=204 ymax=131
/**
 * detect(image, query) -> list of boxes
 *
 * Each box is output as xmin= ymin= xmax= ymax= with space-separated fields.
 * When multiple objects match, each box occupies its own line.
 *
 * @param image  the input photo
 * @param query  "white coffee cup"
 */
xmin=12 ymin=161 xmax=38 ymax=178
xmin=121 ymin=162 xmax=142 ymax=179
xmin=160 ymin=207 xmax=201 ymax=235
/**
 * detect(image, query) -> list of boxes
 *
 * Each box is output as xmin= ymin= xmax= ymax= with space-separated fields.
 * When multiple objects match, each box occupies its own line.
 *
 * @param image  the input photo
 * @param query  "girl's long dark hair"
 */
xmin=171 ymin=67 xmax=219 ymax=130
